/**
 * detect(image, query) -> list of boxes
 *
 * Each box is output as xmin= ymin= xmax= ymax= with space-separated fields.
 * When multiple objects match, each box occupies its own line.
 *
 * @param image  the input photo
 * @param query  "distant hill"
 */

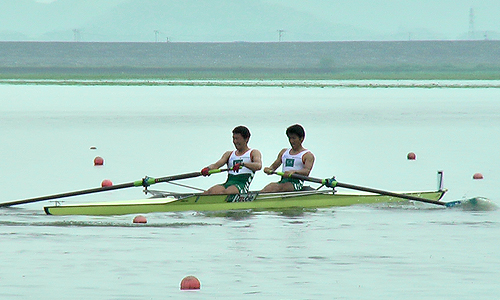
xmin=3 ymin=0 xmax=497 ymax=42
xmin=0 ymin=0 xmax=122 ymax=40
xmin=0 ymin=0 xmax=370 ymax=42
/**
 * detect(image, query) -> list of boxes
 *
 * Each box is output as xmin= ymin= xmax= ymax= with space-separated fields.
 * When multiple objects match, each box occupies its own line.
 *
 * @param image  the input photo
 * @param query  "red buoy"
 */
xmin=180 ymin=276 xmax=201 ymax=290
xmin=407 ymin=152 xmax=416 ymax=160
xmin=473 ymin=173 xmax=483 ymax=180
xmin=94 ymin=156 xmax=104 ymax=166
xmin=133 ymin=215 xmax=147 ymax=224
xmin=101 ymin=179 xmax=113 ymax=187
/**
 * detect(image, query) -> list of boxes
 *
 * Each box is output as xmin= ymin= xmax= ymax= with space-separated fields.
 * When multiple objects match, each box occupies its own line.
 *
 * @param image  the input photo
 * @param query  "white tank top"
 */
xmin=281 ymin=148 xmax=310 ymax=172
xmin=227 ymin=149 xmax=254 ymax=175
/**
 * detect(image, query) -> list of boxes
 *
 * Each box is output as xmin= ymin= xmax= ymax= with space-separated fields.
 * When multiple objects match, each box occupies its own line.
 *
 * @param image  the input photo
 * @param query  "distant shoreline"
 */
xmin=1 ymin=67 xmax=499 ymax=81
xmin=2 ymin=79 xmax=500 ymax=88
xmin=1 ymin=41 xmax=499 ymax=80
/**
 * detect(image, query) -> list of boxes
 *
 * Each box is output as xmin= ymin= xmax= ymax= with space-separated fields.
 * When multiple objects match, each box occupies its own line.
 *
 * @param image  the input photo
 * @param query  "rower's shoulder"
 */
xmin=302 ymin=150 xmax=316 ymax=161
xmin=304 ymin=150 xmax=315 ymax=158
xmin=302 ymin=149 xmax=315 ymax=160
xmin=222 ymin=150 xmax=234 ymax=158
xmin=278 ymin=148 xmax=288 ymax=155
xmin=250 ymin=148 xmax=262 ymax=156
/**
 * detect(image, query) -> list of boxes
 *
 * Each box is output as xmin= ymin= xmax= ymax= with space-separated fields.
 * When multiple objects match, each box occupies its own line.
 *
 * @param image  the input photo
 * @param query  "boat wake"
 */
xmin=447 ymin=197 xmax=498 ymax=211
xmin=369 ymin=197 xmax=497 ymax=211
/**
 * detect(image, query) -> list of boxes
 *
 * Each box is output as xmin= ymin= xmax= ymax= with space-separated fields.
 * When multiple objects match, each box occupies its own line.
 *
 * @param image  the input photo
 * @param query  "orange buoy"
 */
xmin=180 ymin=276 xmax=201 ymax=290
xmin=407 ymin=152 xmax=416 ymax=160
xmin=473 ymin=173 xmax=483 ymax=180
xmin=94 ymin=156 xmax=104 ymax=166
xmin=133 ymin=215 xmax=147 ymax=224
xmin=101 ymin=179 xmax=113 ymax=187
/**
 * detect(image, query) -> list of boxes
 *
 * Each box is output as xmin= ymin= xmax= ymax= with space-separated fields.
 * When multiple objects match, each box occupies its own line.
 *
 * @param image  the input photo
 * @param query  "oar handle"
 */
xmin=0 ymin=168 xmax=229 ymax=207
xmin=275 ymin=171 xmax=337 ymax=187
xmin=275 ymin=171 xmax=446 ymax=206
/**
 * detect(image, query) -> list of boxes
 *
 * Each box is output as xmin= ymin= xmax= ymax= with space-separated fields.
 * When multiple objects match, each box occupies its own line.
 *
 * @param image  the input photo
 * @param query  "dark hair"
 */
xmin=233 ymin=125 xmax=251 ymax=139
xmin=286 ymin=124 xmax=305 ymax=138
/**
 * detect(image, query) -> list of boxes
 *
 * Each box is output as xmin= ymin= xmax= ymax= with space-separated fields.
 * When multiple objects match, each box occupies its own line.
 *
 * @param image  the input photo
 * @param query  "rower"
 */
xmin=201 ymin=126 xmax=262 ymax=194
xmin=261 ymin=124 xmax=315 ymax=193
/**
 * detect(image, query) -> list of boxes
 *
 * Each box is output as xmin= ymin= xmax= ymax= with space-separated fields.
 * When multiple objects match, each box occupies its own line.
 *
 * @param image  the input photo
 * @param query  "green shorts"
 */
xmin=278 ymin=177 xmax=304 ymax=191
xmin=223 ymin=173 xmax=253 ymax=193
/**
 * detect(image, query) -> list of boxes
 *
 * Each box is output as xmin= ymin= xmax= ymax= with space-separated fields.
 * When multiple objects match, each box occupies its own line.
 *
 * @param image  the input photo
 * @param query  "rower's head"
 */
xmin=286 ymin=124 xmax=305 ymax=148
xmin=232 ymin=125 xmax=251 ymax=150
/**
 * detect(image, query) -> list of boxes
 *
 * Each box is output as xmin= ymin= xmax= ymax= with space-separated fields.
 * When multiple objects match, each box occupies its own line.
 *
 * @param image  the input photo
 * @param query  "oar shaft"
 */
xmin=334 ymin=182 xmax=445 ymax=206
xmin=153 ymin=168 xmax=228 ymax=184
xmin=276 ymin=172 xmax=446 ymax=206
xmin=0 ymin=168 xmax=228 ymax=207
xmin=0 ymin=182 xmax=136 ymax=207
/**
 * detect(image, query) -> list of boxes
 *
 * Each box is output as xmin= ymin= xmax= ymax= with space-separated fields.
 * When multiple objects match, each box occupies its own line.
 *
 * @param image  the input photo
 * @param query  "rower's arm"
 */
xmin=207 ymin=151 xmax=232 ymax=170
xmin=264 ymin=148 xmax=286 ymax=174
xmin=243 ymin=149 xmax=262 ymax=172
xmin=296 ymin=151 xmax=315 ymax=176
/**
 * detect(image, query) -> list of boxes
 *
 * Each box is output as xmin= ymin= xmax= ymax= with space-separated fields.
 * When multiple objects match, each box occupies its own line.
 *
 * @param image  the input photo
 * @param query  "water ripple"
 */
xmin=0 ymin=220 xmax=221 ymax=228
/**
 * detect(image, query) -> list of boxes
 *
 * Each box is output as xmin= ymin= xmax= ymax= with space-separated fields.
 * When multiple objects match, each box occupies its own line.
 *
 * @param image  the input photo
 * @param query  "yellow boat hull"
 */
xmin=44 ymin=189 xmax=447 ymax=216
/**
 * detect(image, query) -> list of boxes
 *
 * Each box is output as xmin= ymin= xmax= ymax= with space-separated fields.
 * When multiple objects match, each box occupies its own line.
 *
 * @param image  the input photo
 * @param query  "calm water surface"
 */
xmin=0 ymin=83 xmax=499 ymax=299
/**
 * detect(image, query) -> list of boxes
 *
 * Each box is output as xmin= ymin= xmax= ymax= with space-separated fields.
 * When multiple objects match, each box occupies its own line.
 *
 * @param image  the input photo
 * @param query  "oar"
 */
xmin=274 ymin=172 xmax=451 ymax=207
xmin=0 ymin=168 xmax=228 ymax=207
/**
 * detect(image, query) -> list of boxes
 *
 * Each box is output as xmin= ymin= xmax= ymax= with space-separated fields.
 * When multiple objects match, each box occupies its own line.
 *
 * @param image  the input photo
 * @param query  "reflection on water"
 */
xmin=199 ymin=209 xmax=254 ymax=220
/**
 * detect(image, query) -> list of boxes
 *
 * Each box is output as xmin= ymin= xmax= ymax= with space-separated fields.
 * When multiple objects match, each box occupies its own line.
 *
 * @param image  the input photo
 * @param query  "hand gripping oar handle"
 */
xmin=0 ymin=168 xmax=228 ymax=207
xmin=275 ymin=172 xmax=447 ymax=206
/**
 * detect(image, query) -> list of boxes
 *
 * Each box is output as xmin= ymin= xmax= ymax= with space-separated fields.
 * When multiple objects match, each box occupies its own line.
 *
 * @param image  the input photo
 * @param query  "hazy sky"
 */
xmin=279 ymin=0 xmax=499 ymax=34
xmin=2 ymin=0 xmax=499 ymax=42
